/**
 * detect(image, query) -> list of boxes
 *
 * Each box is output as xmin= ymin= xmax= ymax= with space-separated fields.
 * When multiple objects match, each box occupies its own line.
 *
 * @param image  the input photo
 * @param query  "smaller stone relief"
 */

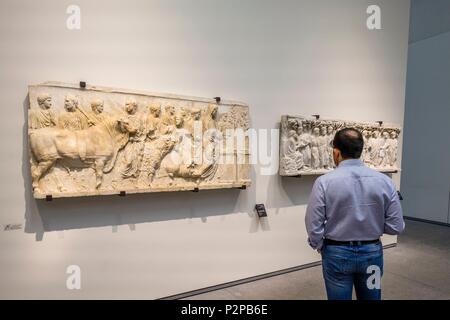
xmin=279 ymin=115 xmax=401 ymax=176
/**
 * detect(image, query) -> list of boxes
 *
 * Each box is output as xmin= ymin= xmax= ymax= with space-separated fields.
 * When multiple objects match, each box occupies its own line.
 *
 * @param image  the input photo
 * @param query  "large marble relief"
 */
xmin=28 ymin=82 xmax=251 ymax=199
xmin=279 ymin=115 xmax=401 ymax=176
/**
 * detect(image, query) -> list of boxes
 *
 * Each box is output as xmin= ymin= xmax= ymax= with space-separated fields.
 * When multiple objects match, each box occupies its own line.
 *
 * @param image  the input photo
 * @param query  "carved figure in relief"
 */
xmin=160 ymin=104 xmax=176 ymax=134
xmin=135 ymin=104 xmax=163 ymax=187
xmin=202 ymin=104 xmax=219 ymax=131
xmin=388 ymin=130 xmax=399 ymax=168
xmin=145 ymin=103 xmax=161 ymax=140
xmin=165 ymin=141 xmax=220 ymax=184
xmin=298 ymin=123 xmax=312 ymax=170
xmin=283 ymin=129 xmax=303 ymax=172
xmin=186 ymin=108 xmax=203 ymax=165
xmin=29 ymin=117 xmax=134 ymax=193
xmin=175 ymin=107 xmax=187 ymax=129
xmin=29 ymin=94 xmax=57 ymax=129
xmin=161 ymin=105 xmax=222 ymax=183
xmin=318 ymin=126 xmax=329 ymax=169
xmin=169 ymin=108 xmax=194 ymax=171
xmin=201 ymin=105 xmax=220 ymax=179
xmin=199 ymin=129 xmax=221 ymax=181
xmin=368 ymin=129 xmax=382 ymax=168
xmin=58 ymin=95 xmax=88 ymax=130
xmin=310 ymin=127 xmax=321 ymax=170
xmin=138 ymin=135 xmax=178 ymax=187
xmin=87 ymin=99 xmax=106 ymax=126
xmin=121 ymin=100 xmax=145 ymax=179
xmin=378 ymin=130 xmax=390 ymax=167
xmin=327 ymin=125 xmax=335 ymax=169
xmin=362 ymin=129 xmax=372 ymax=165
xmin=184 ymin=107 xmax=201 ymax=133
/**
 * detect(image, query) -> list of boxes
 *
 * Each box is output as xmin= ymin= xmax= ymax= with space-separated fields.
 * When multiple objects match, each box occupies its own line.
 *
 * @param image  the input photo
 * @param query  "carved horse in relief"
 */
xmin=29 ymin=117 xmax=136 ymax=194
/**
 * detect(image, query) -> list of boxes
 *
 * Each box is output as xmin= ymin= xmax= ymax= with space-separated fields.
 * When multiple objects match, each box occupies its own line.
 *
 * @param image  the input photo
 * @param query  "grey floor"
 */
xmin=186 ymin=220 xmax=450 ymax=300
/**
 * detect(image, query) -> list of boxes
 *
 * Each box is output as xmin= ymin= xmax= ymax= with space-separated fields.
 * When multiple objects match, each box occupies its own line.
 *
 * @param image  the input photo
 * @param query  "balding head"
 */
xmin=333 ymin=128 xmax=364 ymax=159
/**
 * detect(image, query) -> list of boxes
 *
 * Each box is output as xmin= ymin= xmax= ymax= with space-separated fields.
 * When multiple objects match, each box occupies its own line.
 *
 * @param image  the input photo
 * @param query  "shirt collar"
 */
xmin=338 ymin=159 xmax=364 ymax=168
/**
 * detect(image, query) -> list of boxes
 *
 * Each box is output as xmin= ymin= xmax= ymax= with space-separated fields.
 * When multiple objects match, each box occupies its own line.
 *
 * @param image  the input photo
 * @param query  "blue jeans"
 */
xmin=321 ymin=241 xmax=383 ymax=300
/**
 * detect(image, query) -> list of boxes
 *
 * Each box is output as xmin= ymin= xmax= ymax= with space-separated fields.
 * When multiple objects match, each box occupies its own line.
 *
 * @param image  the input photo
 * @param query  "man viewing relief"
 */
xmin=305 ymin=128 xmax=405 ymax=300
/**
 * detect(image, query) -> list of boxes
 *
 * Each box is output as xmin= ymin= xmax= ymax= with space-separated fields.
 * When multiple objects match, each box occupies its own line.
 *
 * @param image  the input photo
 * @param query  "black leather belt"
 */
xmin=324 ymin=239 xmax=380 ymax=246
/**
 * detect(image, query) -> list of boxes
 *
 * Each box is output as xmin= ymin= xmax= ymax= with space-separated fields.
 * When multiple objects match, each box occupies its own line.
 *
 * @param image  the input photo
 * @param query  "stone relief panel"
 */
xmin=28 ymin=82 xmax=251 ymax=199
xmin=279 ymin=115 xmax=401 ymax=176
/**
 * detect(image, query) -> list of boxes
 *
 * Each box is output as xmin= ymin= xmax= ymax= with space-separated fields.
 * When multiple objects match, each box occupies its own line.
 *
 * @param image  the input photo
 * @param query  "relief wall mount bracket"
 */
xmin=254 ymin=204 xmax=268 ymax=218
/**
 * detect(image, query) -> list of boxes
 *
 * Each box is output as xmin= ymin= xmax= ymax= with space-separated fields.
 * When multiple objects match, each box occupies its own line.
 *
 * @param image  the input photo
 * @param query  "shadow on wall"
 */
xmin=272 ymin=174 xmax=316 ymax=209
xmin=21 ymin=95 xmax=315 ymax=241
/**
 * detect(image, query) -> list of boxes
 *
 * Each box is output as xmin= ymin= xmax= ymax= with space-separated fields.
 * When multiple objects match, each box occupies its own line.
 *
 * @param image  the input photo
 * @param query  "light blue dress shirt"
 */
xmin=305 ymin=159 xmax=405 ymax=250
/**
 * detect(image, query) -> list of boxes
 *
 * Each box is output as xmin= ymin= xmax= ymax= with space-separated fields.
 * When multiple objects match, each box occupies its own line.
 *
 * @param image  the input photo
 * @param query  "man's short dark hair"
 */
xmin=333 ymin=128 xmax=364 ymax=159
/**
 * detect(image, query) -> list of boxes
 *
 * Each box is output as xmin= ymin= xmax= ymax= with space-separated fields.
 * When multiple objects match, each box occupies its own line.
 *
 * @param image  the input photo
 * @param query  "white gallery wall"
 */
xmin=0 ymin=0 xmax=410 ymax=299
xmin=401 ymin=0 xmax=450 ymax=224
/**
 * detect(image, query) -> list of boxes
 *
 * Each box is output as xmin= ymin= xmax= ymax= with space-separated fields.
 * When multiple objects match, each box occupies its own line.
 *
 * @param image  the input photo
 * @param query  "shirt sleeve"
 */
xmin=305 ymin=178 xmax=327 ymax=250
xmin=384 ymin=185 xmax=405 ymax=235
